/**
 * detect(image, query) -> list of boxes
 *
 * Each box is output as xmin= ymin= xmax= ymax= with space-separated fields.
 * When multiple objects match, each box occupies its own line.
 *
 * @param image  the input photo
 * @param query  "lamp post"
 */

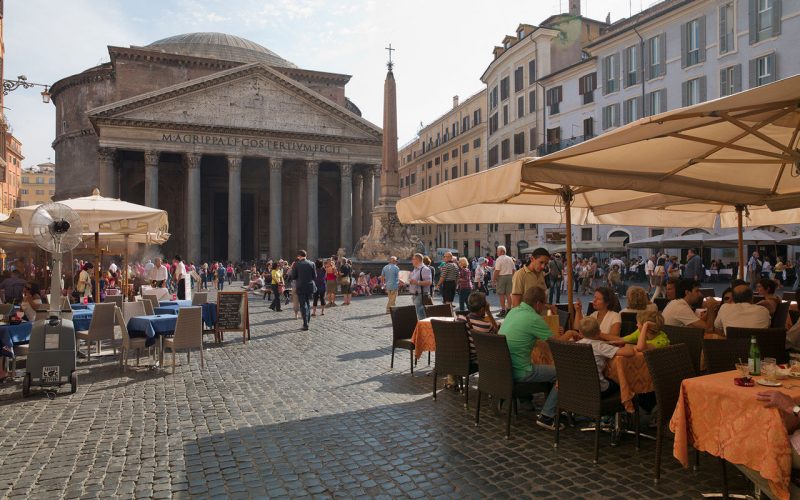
xmin=0 ymin=248 xmax=6 ymax=271
xmin=3 ymin=75 xmax=51 ymax=103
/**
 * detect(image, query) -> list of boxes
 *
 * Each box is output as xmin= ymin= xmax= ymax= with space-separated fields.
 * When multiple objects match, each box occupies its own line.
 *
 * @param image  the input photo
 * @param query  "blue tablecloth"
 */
xmin=70 ymin=303 xmax=95 ymax=311
xmin=153 ymin=303 xmax=216 ymax=328
xmin=154 ymin=305 xmax=179 ymax=316
xmin=159 ymin=300 xmax=192 ymax=308
xmin=71 ymin=310 xmax=93 ymax=331
xmin=0 ymin=322 xmax=32 ymax=358
xmin=127 ymin=315 xmax=178 ymax=347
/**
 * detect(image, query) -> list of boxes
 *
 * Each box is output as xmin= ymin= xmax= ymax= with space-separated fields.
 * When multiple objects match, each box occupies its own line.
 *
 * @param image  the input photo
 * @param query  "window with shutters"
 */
xmin=443 ymin=152 xmax=449 ymax=162
xmin=452 ymin=148 xmax=458 ymax=158
xmin=646 ymin=33 xmax=666 ymax=79
xmin=720 ymin=65 xmax=742 ymax=96
xmin=546 ymin=127 xmax=561 ymax=147
xmin=514 ymin=67 xmax=524 ymax=92
xmin=684 ymin=18 xmax=704 ymax=66
xmin=436 ymin=173 xmax=440 ymax=184
xmin=474 ymin=108 xmax=482 ymax=125
xmin=758 ymin=0 xmax=775 ymax=39
xmin=462 ymin=116 xmax=469 ymax=132
xmin=581 ymin=228 xmax=593 ymax=241
xmin=500 ymin=77 xmax=510 ymax=101
xmin=602 ymin=104 xmax=620 ymax=130
xmin=501 ymin=139 xmax=511 ymax=160
xmin=517 ymin=96 xmax=525 ymax=119
xmin=488 ymin=146 xmax=499 ymax=167
xmin=719 ymin=3 xmax=735 ymax=54
xmin=623 ymin=97 xmax=642 ymax=124
xmin=473 ymin=138 xmax=481 ymax=148
xmin=546 ymin=86 xmax=562 ymax=116
xmin=602 ymin=54 xmax=619 ymax=94
xmin=579 ymin=73 xmax=597 ymax=104
xmin=410 ymin=173 xmax=416 ymax=184
xmin=462 ymin=144 xmax=469 ymax=154
xmin=452 ymin=166 xmax=458 ymax=179
xmin=624 ymin=45 xmax=639 ymax=87
xmin=503 ymin=105 xmax=509 ymax=126
xmin=583 ymin=117 xmax=594 ymax=138
xmin=474 ymin=157 xmax=480 ymax=172
xmin=528 ymin=59 xmax=537 ymax=84
xmin=463 ymin=161 xmax=468 ymax=176
xmin=529 ymin=90 xmax=536 ymax=113
xmin=489 ymin=113 xmax=498 ymax=135
xmin=646 ymin=89 xmax=667 ymax=116
xmin=513 ymin=132 xmax=525 ymax=155
xmin=752 ymin=53 xmax=777 ymax=86
xmin=529 ymin=128 xmax=538 ymax=151
xmin=489 ymin=86 xmax=498 ymax=110
xmin=683 ymin=77 xmax=706 ymax=105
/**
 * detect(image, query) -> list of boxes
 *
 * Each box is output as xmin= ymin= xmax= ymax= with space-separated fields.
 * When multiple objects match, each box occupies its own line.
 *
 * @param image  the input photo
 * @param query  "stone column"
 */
xmin=184 ymin=153 xmax=202 ymax=263
xmin=362 ymin=166 xmax=374 ymax=233
xmin=269 ymin=158 xmax=283 ymax=258
xmin=144 ymin=150 xmax=159 ymax=208
xmin=339 ymin=163 xmax=353 ymax=254
xmin=227 ymin=155 xmax=242 ymax=263
xmin=373 ymin=166 xmax=382 ymax=207
xmin=352 ymin=171 xmax=363 ymax=248
xmin=96 ymin=147 xmax=116 ymax=197
xmin=306 ymin=161 xmax=319 ymax=258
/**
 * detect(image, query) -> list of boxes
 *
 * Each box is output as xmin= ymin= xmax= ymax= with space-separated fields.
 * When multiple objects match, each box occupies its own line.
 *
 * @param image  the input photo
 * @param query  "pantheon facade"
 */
xmin=51 ymin=33 xmax=383 ymax=262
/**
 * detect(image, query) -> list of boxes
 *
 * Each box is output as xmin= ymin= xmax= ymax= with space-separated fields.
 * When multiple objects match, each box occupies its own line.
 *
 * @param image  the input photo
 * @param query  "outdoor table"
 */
xmin=159 ymin=300 xmax=192 ymax=308
xmin=670 ymin=370 xmax=800 ymax=500
xmin=71 ymin=309 xmax=93 ymax=331
xmin=409 ymin=317 xmax=457 ymax=360
xmin=0 ymin=322 xmax=32 ymax=358
xmin=605 ymin=352 xmax=653 ymax=413
xmin=70 ymin=303 xmax=95 ymax=311
xmin=127 ymin=314 xmax=178 ymax=347
xmin=154 ymin=303 xmax=216 ymax=329
xmin=154 ymin=305 xmax=179 ymax=316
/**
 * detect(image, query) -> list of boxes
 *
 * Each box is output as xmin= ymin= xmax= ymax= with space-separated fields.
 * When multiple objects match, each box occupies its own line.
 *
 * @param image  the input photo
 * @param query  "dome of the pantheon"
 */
xmin=144 ymin=32 xmax=297 ymax=68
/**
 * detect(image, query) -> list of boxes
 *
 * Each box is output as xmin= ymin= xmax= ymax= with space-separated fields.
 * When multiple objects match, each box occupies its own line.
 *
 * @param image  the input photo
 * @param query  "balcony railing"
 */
xmin=537 ymin=135 xmax=593 ymax=156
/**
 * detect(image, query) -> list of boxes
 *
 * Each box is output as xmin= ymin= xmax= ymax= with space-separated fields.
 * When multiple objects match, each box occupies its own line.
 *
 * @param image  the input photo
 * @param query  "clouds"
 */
xmin=5 ymin=0 xmax=656 ymax=168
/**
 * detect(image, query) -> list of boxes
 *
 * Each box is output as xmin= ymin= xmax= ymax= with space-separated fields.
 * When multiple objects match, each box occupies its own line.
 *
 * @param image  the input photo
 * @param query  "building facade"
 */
xmin=0 ymin=132 xmax=21 ymax=214
xmin=51 ymin=33 xmax=382 ymax=263
xmin=19 ymin=162 xmax=54 ymax=208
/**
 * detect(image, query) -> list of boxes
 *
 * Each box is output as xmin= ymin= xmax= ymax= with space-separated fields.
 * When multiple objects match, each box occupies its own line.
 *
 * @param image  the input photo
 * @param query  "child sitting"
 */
xmin=619 ymin=309 xmax=670 ymax=352
xmin=576 ymin=316 xmax=635 ymax=397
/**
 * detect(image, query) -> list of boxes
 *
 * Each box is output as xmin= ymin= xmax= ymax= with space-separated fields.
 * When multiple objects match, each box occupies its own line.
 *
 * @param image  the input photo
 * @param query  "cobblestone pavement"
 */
xmin=0 ymin=284 xmax=749 ymax=499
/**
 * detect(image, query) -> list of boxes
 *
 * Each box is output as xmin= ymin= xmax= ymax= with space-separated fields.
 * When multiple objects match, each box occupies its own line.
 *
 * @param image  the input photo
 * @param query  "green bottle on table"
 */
xmin=748 ymin=336 xmax=761 ymax=376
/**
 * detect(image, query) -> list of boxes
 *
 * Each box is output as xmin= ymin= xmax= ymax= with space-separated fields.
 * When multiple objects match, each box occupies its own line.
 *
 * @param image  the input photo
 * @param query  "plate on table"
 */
xmin=756 ymin=379 xmax=782 ymax=387
xmin=789 ymin=372 xmax=800 ymax=379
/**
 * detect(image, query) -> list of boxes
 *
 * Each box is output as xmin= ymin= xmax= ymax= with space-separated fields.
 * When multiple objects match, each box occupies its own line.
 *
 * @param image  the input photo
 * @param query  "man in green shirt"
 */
xmin=500 ymin=286 xmax=577 ymax=430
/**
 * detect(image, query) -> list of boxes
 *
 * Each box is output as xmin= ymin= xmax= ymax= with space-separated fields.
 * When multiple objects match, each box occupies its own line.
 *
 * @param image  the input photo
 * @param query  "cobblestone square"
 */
xmin=0 ymin=286 xmax=748 ymax=498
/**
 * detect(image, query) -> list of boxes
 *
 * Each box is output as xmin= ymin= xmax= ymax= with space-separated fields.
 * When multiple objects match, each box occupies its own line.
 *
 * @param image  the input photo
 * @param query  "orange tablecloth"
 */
xmin=410 ymin=317 xmax=458 ymax=360
xmin=606 ymin=352 xmax=653 ymax=412
xmin=670 ymin=370 xmax=800 ymax=500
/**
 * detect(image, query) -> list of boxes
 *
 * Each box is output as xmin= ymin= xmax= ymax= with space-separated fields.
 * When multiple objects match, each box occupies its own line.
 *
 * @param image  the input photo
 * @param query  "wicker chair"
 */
xmin=425 ymin=304 xmax=453 ymax=318
xmin=473 ymin=332 xmax=552 ymax=439
xmin=653 ymin=297 xmax=669 ymax=311
xmin=163 ymin=306 xmax=203 ymax=374
xmin=547 ymin=339 xmax=630 ymax=463
xmin=123 ymin=301 xmax=147 ymax=325
xmin=702 ymin=339 xmax=751 ymax=374
xmin=389 ymin=305 xmax=418 ymax=374
xmin=75 ymin=302 xmax=117 ymax=361
xmin=771 ymin=301 xmax=790 ymax=329
xmin=620 ymin=312 xmax=638 ymax=336
xmin=115 ymin=306 xmax=149 ymax=371
xmin=103 ymin=295 xmax=123 ymax=309
xmin=643 ymin=344 xmax=696 ymax=484
xmin=142 ymin=293 xmax=160 ymax=311
xmin=0 ymin=303 xmax=12 ymax=322
xmin=663 ymin=325 xmax=704 ymax=375
xmin=192 ymin=292 xmax=208 ymax=305
xmin=782 ymin=291 xmax=797 ymax=301
xmin=726 ymin=327 xmax=788 ymax=364
xmin=698 ymin=288 xmax=715 ymax=298
xmin=136 ymin=297 xmax=155 ymax=315
xmin=431 ymin=319 xmax=477 ymax=407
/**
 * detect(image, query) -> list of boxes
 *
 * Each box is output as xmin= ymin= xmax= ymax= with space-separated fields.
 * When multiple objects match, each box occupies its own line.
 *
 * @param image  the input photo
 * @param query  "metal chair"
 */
xmin=643 ymin=344 xmax=696 ymax=484
xmin=726 ymin=327 xmax=788 ymax=364
xmin=424 ymin=304 xmax=453 ymax=318
xmin=75 ymin=302 xmax=117 ymax=361
xmin=191 ymin=292 xmax=208 ymax=305
xmin=702 ymin=338 xmax=751 ymax=374
xmin=547 ymin=339 xmax=632 ymax=463
xmin=115 ymin=306 xmax=149 ymax=371
xmin=163 ymin=306 xmax=204 ymax=374
xmin=663 ymin=325 xmax=704 ymax=375
xmin=389 ymin=305 xmax=417 ymax=374
xmin=771 ymin=300 xmax=790 ymax=329
xmin=431 ymin=319 xmax=477 ymax=408
xmin=473 ymin=332 xmax=552 ymax=439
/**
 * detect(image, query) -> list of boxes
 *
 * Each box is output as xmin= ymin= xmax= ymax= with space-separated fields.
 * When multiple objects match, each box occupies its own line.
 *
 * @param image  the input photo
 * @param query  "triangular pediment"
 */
xmin=88 ymin=63 xmax=382 ymax=142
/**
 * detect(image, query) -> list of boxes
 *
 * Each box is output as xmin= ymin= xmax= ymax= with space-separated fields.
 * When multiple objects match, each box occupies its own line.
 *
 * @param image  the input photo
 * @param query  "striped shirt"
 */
xmin=440 ymin=262 xmax=459 ymax=282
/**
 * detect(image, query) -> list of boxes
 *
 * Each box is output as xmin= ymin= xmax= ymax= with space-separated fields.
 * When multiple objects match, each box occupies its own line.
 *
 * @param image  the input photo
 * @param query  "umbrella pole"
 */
xmin=561 ymin=188 xmax=575 ymax=328
xmin=95 ymin=232 xmax=100 ymax=302
xmin=736 ymin=205 xmax=745 ymax=282
xmin=124 ymin=235 xmax=129 ymax=301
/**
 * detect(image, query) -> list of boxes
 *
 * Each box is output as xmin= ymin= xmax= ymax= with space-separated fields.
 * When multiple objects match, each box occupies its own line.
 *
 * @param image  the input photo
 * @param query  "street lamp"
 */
xmin=3 ymin=75 xmax=51 ymax=103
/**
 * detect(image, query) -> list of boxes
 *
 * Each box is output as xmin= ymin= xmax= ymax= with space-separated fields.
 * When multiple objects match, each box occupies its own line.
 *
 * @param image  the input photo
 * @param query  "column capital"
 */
xmin=97 ymin=147 xmax=116 ymax=163
xmin=143 ymin=150 xmax=160 ymax=167
xmin=184 ymin=152 xmax=202 ymax=169
xmin=363 ymin=166 xmax=375 ymax=179
xmin=269 ymin=158 xmax=283 ymax=172
xmin=373 ymin=164 xmax=382 ymax=176
xmin=340 ymin=163 xmax=352 ymax=177
xmin=227 ymin=155 xmax=242 ymax=170
xmin=353 ymin=171 xmax=363 ymax=182
xmin=306 ymin=160 xmax=320 ymax=176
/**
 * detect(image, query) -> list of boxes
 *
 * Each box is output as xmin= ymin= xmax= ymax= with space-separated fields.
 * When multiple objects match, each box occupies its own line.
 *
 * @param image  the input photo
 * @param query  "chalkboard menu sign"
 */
xmin=216 ymin=291 xmax=250 ymax=344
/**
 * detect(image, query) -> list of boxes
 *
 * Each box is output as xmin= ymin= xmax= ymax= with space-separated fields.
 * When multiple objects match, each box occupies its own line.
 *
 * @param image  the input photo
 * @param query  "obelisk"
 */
xmin=354 ymin=45 xmax=419 ymax=261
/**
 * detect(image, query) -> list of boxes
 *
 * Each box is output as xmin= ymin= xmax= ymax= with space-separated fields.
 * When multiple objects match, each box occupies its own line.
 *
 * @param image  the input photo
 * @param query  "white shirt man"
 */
xmin=663 ymin=280 xmax=709 ymax=330
xmin=109 ymin=262 xmax=118 ymax=274
xmin=149 ymin=260 xmax=168 ymax=284
xmin=492 ymin=246 xmax=516 ymax=317
xmin=714 ymin=285 xmax=772 ymax=334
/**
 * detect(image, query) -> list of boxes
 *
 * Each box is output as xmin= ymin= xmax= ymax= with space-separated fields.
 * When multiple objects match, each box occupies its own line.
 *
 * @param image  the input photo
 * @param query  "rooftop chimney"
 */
xmin=569 ymin=0 xmax=580 ymax=15
xmin=453 ymin=95 xmax=459 ymax=109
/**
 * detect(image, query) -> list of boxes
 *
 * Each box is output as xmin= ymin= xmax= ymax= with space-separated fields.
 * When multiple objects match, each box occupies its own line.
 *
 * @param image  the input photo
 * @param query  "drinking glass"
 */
xmin=735 ymin=362 xmax=750 ymax=379
xmin=790 ymin=359 xmax=800 ymax=375
xmin=762 ymin=359 xmax=777 ymax=383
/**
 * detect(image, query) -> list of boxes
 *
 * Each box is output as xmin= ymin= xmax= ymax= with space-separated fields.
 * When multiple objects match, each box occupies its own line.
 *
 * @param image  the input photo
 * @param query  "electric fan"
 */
xmin=23 ymin=203 xmax=83 ymax=396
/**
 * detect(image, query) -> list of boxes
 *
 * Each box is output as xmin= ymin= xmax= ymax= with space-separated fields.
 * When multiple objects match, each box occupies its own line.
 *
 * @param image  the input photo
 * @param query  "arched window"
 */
xmin=681 ymin=228 xmax=710 ymax=236
xmin=755 ymin=225 xmax=787 ymax=234
xmin=608 ymin=230 xmax=630 ymax=245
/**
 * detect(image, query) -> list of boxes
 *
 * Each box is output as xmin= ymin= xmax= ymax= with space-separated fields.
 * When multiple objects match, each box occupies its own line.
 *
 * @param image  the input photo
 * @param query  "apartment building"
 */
xmin=19 ymin=162 xmax=55 ymax=207
xmin=1 ymin=132 xmax=21 ymax=214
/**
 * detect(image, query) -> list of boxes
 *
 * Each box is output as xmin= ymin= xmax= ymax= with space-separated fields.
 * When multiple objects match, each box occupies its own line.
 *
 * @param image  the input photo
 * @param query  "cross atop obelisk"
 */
xmin=385 ymin=43 xmax=395 ymax=71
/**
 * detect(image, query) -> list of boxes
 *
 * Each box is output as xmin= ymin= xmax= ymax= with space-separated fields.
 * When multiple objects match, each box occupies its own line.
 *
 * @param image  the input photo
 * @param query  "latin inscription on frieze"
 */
xmin=161 ymin=133 xmax=343 ymax=154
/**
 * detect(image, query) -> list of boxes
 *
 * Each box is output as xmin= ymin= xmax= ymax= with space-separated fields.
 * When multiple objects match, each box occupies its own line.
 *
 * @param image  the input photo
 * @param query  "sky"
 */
xmin=4 ymin=0 xmax=662 ymax=167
